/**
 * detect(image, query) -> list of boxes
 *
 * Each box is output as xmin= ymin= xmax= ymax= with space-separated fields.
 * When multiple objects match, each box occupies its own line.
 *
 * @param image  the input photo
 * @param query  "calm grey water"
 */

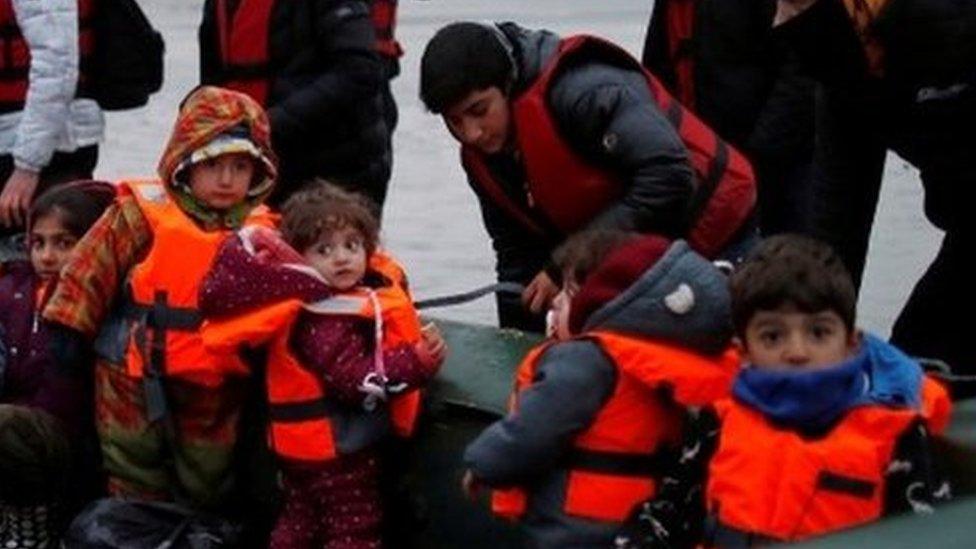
xmin=104 ymin=0 xmax=940 ymax=334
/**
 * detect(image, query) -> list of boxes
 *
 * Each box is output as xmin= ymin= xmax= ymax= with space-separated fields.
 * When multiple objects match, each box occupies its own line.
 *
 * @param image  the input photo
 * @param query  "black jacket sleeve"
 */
xmin=744 ymin=48 xmax=816 ymax=168
xmin=198 ymin=0 xmax=221 ymax=85
xmin=809 ymin=83 xmax=888 ymax=288
xmin=548 ymin=64 xmax=696 ymax=237
xmin=267 ymin=0 xmax=385 ymax=150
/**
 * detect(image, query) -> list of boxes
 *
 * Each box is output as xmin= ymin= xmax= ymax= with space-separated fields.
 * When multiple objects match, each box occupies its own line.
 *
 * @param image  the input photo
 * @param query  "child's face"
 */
xmin=303 ymin=226 xmax=368 ymax=291
xmin=30 ymin=211 xmax=78 ymax=280
xmin=187 ymin=153 xmax=255 ymax=210
xmin=443 ymin=86 xmax=511 ymax=154
xmin=742 ymin=304 xmax=858 ymax=370
xmin=548 ymin=277 xmax=579 ymax=341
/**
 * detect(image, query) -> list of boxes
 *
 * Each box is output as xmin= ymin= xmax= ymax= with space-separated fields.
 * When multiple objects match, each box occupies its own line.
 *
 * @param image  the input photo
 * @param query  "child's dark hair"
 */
xmin=420 ymin=22 xmax=515 ymax=113
xmin=280 ymin=180 xmax=380 ymax=255
xmin=29 ymin=181 xmax=116 ymax=238
xmin=552 ymin=230 xmax=641 ymax=285
xmin=730 ymin=234 xmax=857 ymax=336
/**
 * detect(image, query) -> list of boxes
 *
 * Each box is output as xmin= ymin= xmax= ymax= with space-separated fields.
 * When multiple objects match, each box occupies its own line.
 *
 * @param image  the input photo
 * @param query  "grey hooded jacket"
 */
xmin=464 ymin=241 xmax=733 ymax=548
xmin=469 ymin=23 xmax=696 ymax=303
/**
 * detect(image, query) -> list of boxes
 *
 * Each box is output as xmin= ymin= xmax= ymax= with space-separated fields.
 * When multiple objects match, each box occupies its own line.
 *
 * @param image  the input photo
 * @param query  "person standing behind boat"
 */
xmin=642 ymin=0 xmax=816 ymax=235
xmin=198 ymin=0 xmax=393 ymax=210
xmin=419 ymin=22 xmax=756 ymax=333
xmin=41 ymin=86 xmax=279 ymax=506
xmin=0 ymin=0 xmax=102 ymax=251
xmin=461 ymin=231 xmax=740 ymax=547
xmin=199 ymin=181 xmax=445 ymax=548
xmin=771 ymin=0 xmax=976 ymax=394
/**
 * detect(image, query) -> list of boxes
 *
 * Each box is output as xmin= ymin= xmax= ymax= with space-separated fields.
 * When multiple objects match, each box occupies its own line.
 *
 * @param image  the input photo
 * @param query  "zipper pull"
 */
xmin=524 ymin=182 xmax=535 ymax=208
xmin=32 ymin=311 xmax=40 ymax=334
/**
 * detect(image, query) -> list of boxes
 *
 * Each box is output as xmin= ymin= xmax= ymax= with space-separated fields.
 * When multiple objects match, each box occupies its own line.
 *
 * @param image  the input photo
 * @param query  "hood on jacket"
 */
xmin=156 ymin=86 xmax=278 ymax=220
xmin=494 ymin=22 xmax=562 ymax=98
xmin=577 ymin=239 xmax=734 ymax=355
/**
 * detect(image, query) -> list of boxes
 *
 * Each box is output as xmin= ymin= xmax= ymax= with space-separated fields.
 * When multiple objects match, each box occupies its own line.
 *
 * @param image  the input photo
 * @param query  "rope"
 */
xmin=414 ymin=282 xmax=526 ymax=310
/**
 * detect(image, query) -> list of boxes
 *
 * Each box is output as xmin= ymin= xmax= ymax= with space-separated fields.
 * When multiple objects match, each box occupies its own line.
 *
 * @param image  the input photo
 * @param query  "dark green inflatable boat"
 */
xmin=406 ymin=319 xmax=976 ymax=548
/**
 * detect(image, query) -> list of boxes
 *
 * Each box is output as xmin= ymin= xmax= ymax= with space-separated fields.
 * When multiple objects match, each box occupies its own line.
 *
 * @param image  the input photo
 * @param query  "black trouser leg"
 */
xmin=890 ymin=230 xmax=976 ymax=398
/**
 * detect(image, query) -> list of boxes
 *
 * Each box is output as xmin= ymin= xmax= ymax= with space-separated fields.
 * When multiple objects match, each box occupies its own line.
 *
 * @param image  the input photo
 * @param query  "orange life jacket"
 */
xmin=263 ymin=251 xmax=425 ymax=462
xmin=0 ymin=0 xmax=95 ymax=113
xmin=491 ymin=330 xmax=740 ymax=523
xmin=119 ymin=180 xmax=276 ymax=387
xmin=705 ymin=377 xmax=952 ymax=543
xmin=461 ymin=34 xmax=756 ymax=259
xmin=215 ymin=0 xmax=400 ymax=106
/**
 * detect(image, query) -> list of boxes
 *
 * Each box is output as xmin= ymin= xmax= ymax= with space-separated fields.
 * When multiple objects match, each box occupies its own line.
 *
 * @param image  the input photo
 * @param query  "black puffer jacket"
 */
xmin=199 ymin=0 xmax=391 ymax=206
xmin=470 ymin=23 xmax=695 ymax=329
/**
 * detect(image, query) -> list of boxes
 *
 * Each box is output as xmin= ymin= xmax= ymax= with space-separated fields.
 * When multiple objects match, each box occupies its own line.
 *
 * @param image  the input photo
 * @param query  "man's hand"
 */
xmin=521 ymin=270 xmax=559 ymax=314
xmin=461 ymin=469 xmax=483 ymax=500
xmin=0 ymin=168 xmax=40 ymax=228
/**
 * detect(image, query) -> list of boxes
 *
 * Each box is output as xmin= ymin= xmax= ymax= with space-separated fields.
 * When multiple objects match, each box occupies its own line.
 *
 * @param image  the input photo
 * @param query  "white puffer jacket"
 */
xmin=0 ymin=0 xmax=103 ymax=171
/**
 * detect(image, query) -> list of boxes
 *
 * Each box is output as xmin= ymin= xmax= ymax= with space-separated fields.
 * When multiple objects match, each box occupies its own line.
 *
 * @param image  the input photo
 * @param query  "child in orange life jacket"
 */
xmin=199 ymin=181 xmax=445 ymax=549
xmin=461 ymin=230 xmax=740 ymax=548
xmin=1 ymin=182 xmax=114 ymax=548
xmin=615 ymin=234 xmax=953 ymax=549
xmin=41 ymin=86 xmax=279 ymax=507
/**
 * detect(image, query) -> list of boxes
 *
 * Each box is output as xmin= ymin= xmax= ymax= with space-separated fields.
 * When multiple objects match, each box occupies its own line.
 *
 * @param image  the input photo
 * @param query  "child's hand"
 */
xmin=414 ymin=322 xmax=447 ymax=371
xmin=461 ymin=469 xmax=482 ymax=500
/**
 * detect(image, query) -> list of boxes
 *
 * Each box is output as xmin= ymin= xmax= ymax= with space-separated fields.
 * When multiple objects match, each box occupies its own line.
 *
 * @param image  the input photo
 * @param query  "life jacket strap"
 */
xmin=816 ymin=470 xmax=876 ymax=499
xmin=122 ymin=299 xmax=202 ymax=331
xmin=269 ymin=398 xmax=342 ymax=422
xmin=564 ymin=448 xmax=669 ymax=477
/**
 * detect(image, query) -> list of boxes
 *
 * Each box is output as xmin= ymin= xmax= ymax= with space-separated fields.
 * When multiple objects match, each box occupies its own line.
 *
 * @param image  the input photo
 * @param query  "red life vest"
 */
xmin=491 ymin=330 xmax=739 ymax=523
xmin=461 ymin=35 xmax=756 ymax=258
xmin=215 ymin=0 xmax=401 ymax=106
xmin=257 ymin=251 xmax=425 ymax=462
xmin=665 ymin=0 xmax=697 ymax=108
xmin=705 ymin=377 xmax=951 ymax=543
xmin=118 ymin=180 xmax=277 ymax=387
xmin=0 ymin=0 xmax=95 ymax=113
xmin=370 ymin=0 xmax=402 ymax=60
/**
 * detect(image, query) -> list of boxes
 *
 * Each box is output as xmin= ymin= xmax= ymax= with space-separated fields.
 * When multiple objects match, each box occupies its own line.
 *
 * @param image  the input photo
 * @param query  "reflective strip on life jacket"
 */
xmin=0 ymin=0 xmax=95 ymax=113
xmin=119 ymin=180 xmax=275 ymax=388
xmin=216 ymin=0 xmax=275 ymax=105
xmin=492 ymin=333 xmax=738 ymax=522
xmin=705 ymin=377 xmax=951 ymax=542
xmin=463 ymin=34 xmax=756 ymax=258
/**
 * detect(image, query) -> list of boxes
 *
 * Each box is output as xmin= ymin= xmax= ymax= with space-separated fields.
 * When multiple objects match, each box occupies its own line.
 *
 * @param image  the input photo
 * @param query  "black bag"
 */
xmin=62 ymin=499 xmax=241 ymax=549
xmin=89 ymin=0 xmax=165 ymax=110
